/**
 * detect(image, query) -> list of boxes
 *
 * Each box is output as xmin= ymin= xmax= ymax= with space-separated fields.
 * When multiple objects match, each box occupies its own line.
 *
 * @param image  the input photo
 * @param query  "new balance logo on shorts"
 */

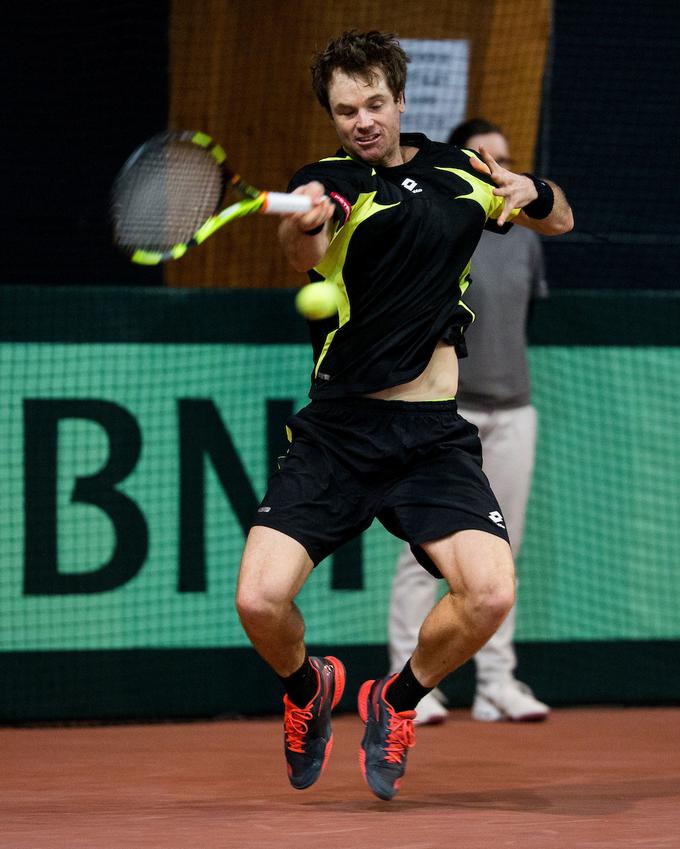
xmin=488 ymin=511 xmax=506 ymax=529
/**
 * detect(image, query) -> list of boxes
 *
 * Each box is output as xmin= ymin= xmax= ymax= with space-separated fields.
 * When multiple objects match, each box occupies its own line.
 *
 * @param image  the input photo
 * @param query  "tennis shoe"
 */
xmin=358 ymin=674 xmax=416 ymax=801
xmin=283 ymin=655 xmax=345 ymax=790
xmin=472 ymin=677 xmax=549 ymax=722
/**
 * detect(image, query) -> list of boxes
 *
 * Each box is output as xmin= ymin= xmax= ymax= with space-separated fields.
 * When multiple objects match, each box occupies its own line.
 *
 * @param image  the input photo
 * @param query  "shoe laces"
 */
xmin=284 ymin=700 xmax=313 ymax=754
xmin=384 ymin=710 xmax=416 ymax=764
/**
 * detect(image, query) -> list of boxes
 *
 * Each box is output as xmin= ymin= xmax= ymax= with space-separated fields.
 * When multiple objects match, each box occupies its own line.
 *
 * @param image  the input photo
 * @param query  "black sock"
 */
xmin=385 ymin=659 xmax=432 ymax=713
xmin=278 ymin=655 xmax=319 ymax=707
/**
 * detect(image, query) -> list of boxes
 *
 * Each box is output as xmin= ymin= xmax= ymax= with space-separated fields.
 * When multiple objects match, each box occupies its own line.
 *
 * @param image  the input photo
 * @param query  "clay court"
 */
xmin=3 ymin=707 xmax=678 ymax=849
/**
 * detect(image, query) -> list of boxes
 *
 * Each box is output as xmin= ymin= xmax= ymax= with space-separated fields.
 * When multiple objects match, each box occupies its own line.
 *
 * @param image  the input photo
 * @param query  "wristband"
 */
xmin=302 ymin=222 xmax=325 ymax=236
xmin=522 ymin=173 xmax=554 ymax=219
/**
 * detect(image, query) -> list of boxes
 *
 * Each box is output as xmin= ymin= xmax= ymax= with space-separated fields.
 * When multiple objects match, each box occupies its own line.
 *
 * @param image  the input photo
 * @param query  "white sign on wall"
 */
xmin=399 ymin=39 xmax=469 ymax=142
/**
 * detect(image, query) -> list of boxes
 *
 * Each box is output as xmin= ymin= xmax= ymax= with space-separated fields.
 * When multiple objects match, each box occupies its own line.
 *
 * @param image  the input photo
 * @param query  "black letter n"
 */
xmin=178 ymin=400 xmax=259 ymax=592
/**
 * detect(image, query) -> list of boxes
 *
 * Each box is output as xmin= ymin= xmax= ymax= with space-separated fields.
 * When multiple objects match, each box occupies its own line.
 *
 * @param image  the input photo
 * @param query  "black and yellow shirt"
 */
xmin=288 ymin=132 xmax=517 ymax=400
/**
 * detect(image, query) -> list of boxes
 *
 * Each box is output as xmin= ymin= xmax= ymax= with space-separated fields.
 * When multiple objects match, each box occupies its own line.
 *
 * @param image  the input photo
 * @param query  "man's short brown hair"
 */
xmin=311 ymin=30 xmax=409 ymax=113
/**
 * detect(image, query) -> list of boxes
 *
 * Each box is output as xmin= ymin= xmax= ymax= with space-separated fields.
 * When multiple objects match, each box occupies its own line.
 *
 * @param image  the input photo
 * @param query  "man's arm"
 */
xmin=277 ymin=181 xmax=335 ymax=272
xmin=515 ymin=180 xmax=573 ymax=236
xmin=471 ymin=146 xmax=574 ymax=236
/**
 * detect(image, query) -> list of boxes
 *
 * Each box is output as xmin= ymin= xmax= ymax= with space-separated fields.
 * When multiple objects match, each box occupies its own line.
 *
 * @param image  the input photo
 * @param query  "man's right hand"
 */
xmin=278 ymin=182 xmax=335 ymax=272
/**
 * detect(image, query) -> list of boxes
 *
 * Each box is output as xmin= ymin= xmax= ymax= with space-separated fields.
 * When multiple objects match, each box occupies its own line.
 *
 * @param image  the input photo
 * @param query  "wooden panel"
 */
xmin=471 ymin=0 xmax=551 ymax=174
xmin=167 ymin=0 xmax=550 ymax=288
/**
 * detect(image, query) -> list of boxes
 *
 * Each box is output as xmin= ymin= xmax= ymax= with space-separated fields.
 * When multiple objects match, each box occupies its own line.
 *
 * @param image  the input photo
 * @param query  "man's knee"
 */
xmin=235 ymin=561 xmax=291 ymax=630
xmin=235 ymin=526 xmax=314 ymax=630
xmin=469 ymin=577 xmax=515 ymax=635
xmin=435 ymin=530 xmax=516 ymax=635
xmin=235 ymin=584 xmax=276 ymax=630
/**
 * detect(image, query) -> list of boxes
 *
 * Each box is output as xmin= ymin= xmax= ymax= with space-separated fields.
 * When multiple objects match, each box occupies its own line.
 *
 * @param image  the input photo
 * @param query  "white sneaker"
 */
xmin=472 ymin=679 xmax=549 ymax=722
xmin=414 ymin=688 xmax=449 ymax=726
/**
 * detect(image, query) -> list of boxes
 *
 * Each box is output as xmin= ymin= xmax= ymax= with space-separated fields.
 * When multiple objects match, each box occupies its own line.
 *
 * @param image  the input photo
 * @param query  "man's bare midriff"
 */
xmin=364 ymin=340 xmax=459 ymax=402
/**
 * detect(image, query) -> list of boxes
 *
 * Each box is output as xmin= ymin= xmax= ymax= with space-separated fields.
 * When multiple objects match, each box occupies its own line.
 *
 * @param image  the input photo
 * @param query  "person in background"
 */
xmin=388 ymin=118 xmax=551 ymax=726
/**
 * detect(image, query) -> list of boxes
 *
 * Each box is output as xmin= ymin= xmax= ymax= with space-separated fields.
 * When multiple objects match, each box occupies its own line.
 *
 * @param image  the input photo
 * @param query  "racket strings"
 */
xmin=113 ymin=139 xmax=225 ymax=252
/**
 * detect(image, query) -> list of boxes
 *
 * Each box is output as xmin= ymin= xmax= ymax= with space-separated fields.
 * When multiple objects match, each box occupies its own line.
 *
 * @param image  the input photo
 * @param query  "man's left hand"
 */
xmin=470 ymin=146 xmax=538 ymax=227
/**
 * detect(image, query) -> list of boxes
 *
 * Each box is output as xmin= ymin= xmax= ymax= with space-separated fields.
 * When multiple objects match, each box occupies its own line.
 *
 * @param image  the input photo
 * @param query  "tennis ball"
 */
xmin=295 ymin=282 xmax=339 ymax=320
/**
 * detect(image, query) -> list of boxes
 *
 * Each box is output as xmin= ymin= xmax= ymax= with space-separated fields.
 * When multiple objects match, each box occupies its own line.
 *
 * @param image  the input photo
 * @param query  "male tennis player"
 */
xmin=236 ymin=30 xmax=573 ymax=801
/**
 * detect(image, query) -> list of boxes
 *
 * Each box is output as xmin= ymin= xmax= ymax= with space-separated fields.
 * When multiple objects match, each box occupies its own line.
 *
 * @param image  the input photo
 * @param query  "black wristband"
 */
xmin=522 ymin=173 xmax=554 ymax=219
xmin=302 ymin=223 xmax=324 ymax=236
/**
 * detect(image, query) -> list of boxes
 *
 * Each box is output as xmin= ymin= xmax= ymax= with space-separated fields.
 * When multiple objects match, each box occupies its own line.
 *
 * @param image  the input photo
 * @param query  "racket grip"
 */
xmin=261 ymin=192 xmax=314 ymax=215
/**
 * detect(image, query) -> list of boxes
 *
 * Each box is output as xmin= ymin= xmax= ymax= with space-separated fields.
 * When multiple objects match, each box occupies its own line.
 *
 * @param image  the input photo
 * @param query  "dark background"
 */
xmin=536 ymin=0 xmax=680 ymax=290
xmin=4 ymin=2 xmax=168 ymax=287
xmin=3 ymin=0 xmax=680 ymax=290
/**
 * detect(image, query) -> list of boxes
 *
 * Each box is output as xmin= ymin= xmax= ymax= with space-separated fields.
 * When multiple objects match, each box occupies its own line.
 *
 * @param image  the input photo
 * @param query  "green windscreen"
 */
xmin=0 ymin=288 xmax=678 ymax=718
xmin=521 ymin=346 xmax=680 ymax=640
xmin=1 ymin=340 xmax=404 ymax=651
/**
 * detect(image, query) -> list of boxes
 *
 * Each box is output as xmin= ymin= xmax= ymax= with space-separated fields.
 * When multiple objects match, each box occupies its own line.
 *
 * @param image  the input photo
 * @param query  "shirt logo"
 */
xmin=401 ymin=178 xmax=423 ymax=194
xmin=488 ymin=511 xmax=506 ymax=529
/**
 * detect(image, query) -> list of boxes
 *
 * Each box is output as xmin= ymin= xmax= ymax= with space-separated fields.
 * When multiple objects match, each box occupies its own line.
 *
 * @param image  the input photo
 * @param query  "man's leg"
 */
xmin=410 ymin=530 xmax=516 ymax=687
xmin=236 ymin=525 xmax=314 ymax=676
xmin=236 ymin=525 xmax=345 ymax=790
xmin=359 ymin=529 xmax=515 ymax=800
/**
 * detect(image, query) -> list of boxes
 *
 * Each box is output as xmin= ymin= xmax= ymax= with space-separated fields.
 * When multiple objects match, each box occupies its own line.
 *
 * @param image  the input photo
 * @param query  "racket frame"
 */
xmin=112 ymin=130 xmax=311 ymax=265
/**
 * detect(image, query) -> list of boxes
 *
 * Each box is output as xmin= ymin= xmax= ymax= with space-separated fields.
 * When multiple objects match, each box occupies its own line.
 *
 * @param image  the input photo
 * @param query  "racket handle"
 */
xmin=261 ymin=192 xmax=314 ymax=215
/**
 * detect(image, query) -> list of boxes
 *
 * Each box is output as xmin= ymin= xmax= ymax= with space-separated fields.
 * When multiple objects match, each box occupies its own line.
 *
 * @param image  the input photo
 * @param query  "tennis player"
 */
xmin=236 ymin=30 xmax=573 ymax=801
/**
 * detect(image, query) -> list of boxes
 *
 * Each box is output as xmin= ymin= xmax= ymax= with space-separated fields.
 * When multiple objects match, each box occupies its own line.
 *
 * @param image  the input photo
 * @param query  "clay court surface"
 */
xmin=2 ymin=707 xmax=678 ymax=849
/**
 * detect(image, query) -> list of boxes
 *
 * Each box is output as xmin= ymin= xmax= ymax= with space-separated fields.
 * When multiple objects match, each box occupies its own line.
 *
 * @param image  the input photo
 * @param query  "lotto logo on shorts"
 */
xmin=488 ymin=511 xmax=506 ymax=529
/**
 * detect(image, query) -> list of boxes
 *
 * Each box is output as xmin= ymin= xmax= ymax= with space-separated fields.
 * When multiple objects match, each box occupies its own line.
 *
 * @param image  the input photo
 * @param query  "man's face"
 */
xmin=327 ymin=67 xmax=405 ymax=167
xmin=464 ymin=131 xmax=512 ymax=167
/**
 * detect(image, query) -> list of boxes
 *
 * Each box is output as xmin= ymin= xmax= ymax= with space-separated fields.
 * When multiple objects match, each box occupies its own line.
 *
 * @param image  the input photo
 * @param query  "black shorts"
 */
xmin=251 ymin=397 xmax=509 ymax=577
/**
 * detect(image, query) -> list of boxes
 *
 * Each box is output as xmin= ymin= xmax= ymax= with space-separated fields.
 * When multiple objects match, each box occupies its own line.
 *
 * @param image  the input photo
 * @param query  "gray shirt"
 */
xmin=457 ymin=226 xmax=547 ymax=410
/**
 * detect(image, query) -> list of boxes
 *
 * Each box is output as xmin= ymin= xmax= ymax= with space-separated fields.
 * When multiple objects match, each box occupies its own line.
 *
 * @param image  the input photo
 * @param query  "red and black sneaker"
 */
xmin=358 ymin=674 xmax=416 ymax=801
xmin=283 ymin=656 xmax=346 ymax=790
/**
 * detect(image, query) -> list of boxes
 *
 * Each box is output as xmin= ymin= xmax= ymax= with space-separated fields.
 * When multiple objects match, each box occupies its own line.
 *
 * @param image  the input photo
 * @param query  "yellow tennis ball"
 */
xmin=295 ymin=282 xmax=339 ymax=320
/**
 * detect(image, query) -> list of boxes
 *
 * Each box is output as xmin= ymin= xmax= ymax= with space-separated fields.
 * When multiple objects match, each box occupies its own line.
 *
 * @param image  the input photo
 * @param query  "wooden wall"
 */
xmin=167 ymin=0 xmax=550 ymax=289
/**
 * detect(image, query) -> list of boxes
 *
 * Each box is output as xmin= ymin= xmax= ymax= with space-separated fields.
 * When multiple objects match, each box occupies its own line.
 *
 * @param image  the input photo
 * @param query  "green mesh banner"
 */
xmin=0 ymin=342 xmax=401 ymax=651
xmin=518 ymin=347 xmax=680 ymax=640
xmin=2 ymin=336 xmax=679 ymax=656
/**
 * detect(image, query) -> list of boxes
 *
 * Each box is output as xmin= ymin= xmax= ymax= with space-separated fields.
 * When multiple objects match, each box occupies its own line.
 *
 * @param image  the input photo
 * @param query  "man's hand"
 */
xmin=470 ymin=146 xmax=574 ymax=235
xmin=278 ymin=182 xmax=335 ymax=272
xmin=470 ymin=145 xmax=538 ymax=227
xmin=285 ymin=182 xmax=335 ymax=235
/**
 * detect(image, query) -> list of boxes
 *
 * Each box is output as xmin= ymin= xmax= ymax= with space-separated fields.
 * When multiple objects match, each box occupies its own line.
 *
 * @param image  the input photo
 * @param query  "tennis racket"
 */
xmin=111 ymin=130 xmax=313 ymax=265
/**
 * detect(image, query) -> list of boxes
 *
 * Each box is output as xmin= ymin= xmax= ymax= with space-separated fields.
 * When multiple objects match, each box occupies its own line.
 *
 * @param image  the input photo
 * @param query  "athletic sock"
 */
xmin=278 ymin=654 xmax=319 ymax=707
xmin=385 ymin=659 xmax=432 ymax=713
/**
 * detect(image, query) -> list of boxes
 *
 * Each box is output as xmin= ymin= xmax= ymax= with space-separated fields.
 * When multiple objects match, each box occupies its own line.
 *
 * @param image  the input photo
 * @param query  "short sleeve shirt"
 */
xmin=288 ymin=133 xmax=518 ymax=399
